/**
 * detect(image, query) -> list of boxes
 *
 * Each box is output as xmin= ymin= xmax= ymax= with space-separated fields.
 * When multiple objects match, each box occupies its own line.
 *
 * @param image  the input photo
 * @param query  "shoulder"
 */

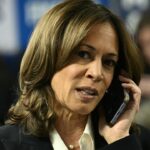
xmin=92 ymin=120 xmax=150 ymax=150
xmin=0 ymin=124 xmax=53 ymax=150
xmin=0 ymin=124 xmax=20 ymax=140
xmin=0 ymin=124 xmax=20 ymax=150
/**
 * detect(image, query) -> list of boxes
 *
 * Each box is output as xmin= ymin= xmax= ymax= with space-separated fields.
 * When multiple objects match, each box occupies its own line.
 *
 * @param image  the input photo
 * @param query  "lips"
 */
xmin=76 ymin=87 xmax=98 ymax=97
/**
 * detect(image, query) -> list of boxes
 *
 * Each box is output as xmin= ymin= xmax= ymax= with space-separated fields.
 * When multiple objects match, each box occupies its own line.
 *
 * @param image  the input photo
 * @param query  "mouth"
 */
xmin=76 ymin=86 xmax=98 ymax=98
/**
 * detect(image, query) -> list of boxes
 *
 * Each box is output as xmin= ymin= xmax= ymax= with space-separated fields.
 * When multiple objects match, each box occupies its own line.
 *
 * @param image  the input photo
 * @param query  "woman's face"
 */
xmin=51 ymin=23 xmax=119 ymax=115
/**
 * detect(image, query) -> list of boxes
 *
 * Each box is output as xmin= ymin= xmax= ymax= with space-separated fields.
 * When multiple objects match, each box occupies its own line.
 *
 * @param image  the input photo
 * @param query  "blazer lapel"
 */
xmin=19 ymin=126 xmax=54 ymax=150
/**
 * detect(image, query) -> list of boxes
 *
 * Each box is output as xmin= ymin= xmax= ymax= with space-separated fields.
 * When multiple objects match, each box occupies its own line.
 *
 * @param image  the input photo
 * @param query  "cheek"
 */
xmin=104 ymin=72 xmax=114 ymax=89
xmin=97 ymin=73 xmax=113 ymax=102
xmin=51 ymin=74 xmax=62 ymax=100
xmin=51 ymin=65 xmax=80 ymax=100
xmin=51 ymin=69 xmax=68 ymax=98
xmin=66 ymin=64 xmax=86 ymax=79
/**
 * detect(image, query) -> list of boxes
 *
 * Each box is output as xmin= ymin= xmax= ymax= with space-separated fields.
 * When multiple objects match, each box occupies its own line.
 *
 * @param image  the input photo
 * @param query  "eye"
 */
xmin=103 ymin=59 xmax=117 ymax=69
xmin=77 ymin=50 xmax=91 ymax=59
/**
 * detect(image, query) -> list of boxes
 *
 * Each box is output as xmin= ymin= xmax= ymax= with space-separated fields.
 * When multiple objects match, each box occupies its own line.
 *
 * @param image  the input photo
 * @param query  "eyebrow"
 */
xmin=80 ymin=43 xmax=118 ymax=57
xmin=80 ymin=43 xmax=96 ymax=51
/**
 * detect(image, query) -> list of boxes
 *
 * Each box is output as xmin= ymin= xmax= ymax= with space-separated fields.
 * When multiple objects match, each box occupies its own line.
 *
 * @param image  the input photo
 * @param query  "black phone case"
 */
xmin=101 ymin=78 xmax=129 ymax=125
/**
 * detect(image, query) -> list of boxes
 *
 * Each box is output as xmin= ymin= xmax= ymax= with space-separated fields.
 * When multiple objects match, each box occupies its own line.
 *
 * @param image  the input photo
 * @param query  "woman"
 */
xmin=0 ymin=0 xmax=150 ymax=150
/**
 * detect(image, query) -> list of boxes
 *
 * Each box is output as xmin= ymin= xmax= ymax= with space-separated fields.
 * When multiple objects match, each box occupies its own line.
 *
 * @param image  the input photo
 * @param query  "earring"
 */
xmin=105 ymin=89 xmax=108 ymax=93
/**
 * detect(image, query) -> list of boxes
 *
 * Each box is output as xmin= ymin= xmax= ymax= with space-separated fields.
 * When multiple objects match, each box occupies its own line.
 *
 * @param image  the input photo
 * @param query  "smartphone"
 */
xmin=101 ymin=78 xmax=130 ymax=126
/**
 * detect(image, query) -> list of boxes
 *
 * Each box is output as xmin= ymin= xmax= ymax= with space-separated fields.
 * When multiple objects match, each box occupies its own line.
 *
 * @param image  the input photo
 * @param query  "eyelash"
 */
xmin=103 ymin=59 xmax=117 ymax=68
xmin=76 ymin=50 xmax=117 ymax=68
xmin=77 ymin=50 xmax=91 ymax=59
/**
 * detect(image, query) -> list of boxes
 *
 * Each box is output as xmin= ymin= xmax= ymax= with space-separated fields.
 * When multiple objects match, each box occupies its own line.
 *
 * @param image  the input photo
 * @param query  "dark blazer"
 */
xmin=0 ymin=124 xmax=150 ymax=150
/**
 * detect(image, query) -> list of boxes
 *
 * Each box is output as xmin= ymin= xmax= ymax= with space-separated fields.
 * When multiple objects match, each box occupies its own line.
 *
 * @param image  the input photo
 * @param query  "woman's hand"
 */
xmin=98 ymin=75 xmax=141 ymax=144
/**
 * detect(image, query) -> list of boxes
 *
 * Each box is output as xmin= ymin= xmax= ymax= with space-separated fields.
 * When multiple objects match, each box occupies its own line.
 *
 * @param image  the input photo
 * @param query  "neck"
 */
xmin=55 ymin=113 xmax=88 ymax=133
xmin=55 ymin=110 xmax=88 ymax=148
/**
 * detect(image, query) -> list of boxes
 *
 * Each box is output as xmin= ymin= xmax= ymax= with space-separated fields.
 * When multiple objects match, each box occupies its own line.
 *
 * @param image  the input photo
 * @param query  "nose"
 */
xmin=85 ymin=59 xmax=104 ymax=82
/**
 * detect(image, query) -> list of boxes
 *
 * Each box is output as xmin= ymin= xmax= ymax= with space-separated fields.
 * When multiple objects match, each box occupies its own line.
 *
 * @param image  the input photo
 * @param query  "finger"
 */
xmin=119 ymin=75 xmax=136 ymax=85
xmin=122 ymin=83 xmax=141 ymax=112
xmin=121 ymin=82 xmax=141 ymax=93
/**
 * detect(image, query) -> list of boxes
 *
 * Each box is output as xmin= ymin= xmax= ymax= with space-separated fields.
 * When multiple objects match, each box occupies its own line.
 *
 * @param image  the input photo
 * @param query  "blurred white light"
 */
xmin=0 ymin=0 xmax=19 ymax=54
xmin=121 ymin=0 xmax=149 ymax=10
xmin=126 ymin=10 xmax=142 ymax=35
xmin=25 ymin=1 xmax=57 ymax=27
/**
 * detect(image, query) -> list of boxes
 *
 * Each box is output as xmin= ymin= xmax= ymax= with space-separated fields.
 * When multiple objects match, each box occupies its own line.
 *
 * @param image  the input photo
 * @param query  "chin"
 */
xmin=75 ymin=107 xmax=94 ymax=115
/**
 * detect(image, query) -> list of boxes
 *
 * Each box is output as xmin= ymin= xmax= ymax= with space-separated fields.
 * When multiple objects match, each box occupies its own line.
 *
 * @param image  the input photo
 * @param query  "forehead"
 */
xmin=80 ymin=23 xmax=118 ymax=54
xmin=86 ymin=22 xmax=117 ymax=39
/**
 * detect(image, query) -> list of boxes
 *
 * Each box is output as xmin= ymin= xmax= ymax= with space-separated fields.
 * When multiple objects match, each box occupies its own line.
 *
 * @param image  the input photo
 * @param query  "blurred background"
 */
xmin=0 ymin=0 xmax=150 ymax=127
